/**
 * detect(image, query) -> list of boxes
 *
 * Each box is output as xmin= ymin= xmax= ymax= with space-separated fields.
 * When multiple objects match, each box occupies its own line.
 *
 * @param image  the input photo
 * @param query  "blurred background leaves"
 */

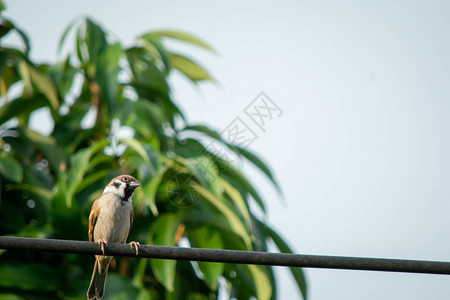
xmin=0 ymin=1 xmax=306 ymax=299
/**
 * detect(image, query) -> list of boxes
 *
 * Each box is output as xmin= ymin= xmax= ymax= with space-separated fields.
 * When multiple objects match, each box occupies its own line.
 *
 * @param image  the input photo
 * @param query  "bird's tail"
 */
xmin=87 ymin=259 xmax=109 ymax=300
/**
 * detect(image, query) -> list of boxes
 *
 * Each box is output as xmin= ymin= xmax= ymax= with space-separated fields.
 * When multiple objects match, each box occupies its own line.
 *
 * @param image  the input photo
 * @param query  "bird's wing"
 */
xmin=129 ymin=208 xmax=134 ymax=236
xmin=89 ymin=197 xmax=101 ymax=242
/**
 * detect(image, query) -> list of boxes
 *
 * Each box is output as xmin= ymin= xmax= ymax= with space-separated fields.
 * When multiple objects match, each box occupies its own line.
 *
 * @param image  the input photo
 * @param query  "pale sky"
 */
xmin=4 ymin=1 xmax=450 ymax=299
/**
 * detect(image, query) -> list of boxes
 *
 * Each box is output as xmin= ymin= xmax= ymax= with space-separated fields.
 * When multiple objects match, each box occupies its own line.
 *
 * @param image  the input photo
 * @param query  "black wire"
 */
xmin=1 ymin=236 xmax=449 ymax=275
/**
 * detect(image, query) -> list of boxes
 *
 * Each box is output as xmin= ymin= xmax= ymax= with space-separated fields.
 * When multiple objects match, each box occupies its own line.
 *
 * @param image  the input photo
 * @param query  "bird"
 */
xmin=87 ymin=175 xmax=141 ymax=300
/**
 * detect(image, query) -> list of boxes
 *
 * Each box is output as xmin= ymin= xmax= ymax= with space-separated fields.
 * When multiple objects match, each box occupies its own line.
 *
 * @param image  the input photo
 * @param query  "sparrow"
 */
xmin=87 ymin=175 xmax=141 ymax=300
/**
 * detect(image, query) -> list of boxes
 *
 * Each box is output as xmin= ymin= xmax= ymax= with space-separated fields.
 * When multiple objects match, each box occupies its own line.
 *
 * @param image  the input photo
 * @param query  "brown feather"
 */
xmin=88 ymin=198 xmax=101 ymax=242
xmin=129 ymin=208 xmax=134 ymax=236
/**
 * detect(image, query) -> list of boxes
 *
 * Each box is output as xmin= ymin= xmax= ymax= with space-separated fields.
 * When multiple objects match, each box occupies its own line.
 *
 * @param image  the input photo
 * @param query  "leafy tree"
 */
xmin=0 ymin=2 xmax=306 ymax=299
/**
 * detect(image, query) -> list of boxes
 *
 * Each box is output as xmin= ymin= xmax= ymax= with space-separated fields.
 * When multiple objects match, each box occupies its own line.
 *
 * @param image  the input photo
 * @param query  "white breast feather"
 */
xmin=93 ymin=193 xmax=132 ymax=244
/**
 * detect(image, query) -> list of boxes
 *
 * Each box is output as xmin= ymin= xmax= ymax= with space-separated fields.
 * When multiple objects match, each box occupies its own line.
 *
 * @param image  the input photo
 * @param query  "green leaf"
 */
xmin=0 ymin=19 xmax=30 ymax=55
xmin=184 ymin=156 xmax=219 ymax=190
xmin=132 ymin=145 xmax=163 ymax=216
xmin=171 ymin=54 xmax=213 ymax=82
xmin=12 ymin=25 xmax=31 ymax=56
xmin=136 ymin=289 xmax=158 ymax=300
xmin=50 ymin=170 xmax=84 ymax=239
xmin=247 ymin=265 xmax=272 ymax=300
xmin=183 ymin=124 xmax=281 ymax=195
xmin=229 ymin=144 xmax=282 ymax=194
xmin=96 ymin=43 xmax=122 ymax=114
xmin=0 ymin=19 xmax=13 ymax=39
xmin=49 ymin=139 xmax=107 ymax=240
xmin=1 ymin=59 xmax=23 ymax=96
xmin=137 ymin=166 xmax=167 ymax=216
xmin=75 ymin=24 xmax=84 ymax=63
xmin=173 ymin=156 xmax=209 ymax=186
xmin=75 ymin=168 xmax=111 ymax=194
xmin=128 ymin=100 xmax=165 ymax=140
xmin=158 ymin=93 xmax=185 ymax=127
xmin=148 ymin=213 xmax=181 ymax=291
xmin=120 ymin=138 xmax=151 ymax=165
xmin=182 ymin=124 xmax=223 ymax=141
xmin=82 ymin=18 xmax=107 ymax=63
xmin=139 ymin=34 xmax=171 ymax=72
xmin=185 ymin=294 xmax=210 ymax=300
xmin=261 ymin=221 xmax=307 ymax=299
xmin=188 ymin=226 xmax=224 ymax=290
xmin=17 ymin=59 xmax=32 ymax=95
xmin=103 ymin=274 xmax=140 ymax=300
xmin=0 ymin=51 xmax=9 ymax=87
xmin=228 ymin=263 xmax=272 ymax=300
xmin=0 ymin=95 xmax=47 ymax=126
xmin=0 ymin=264 xmax=60 ymax=291
xmin=148 ymin=30 xmax=215 ymax=53
xmin=65 ymin=141 xmax=107 ymax=206
xmin=193 ymin=184 xmax=252 ymax=249
xmin=28 ymin=65 xmax=60 ymax=111
xmin=57 ymin=17 xmax=80 ymax=54
xmin=179 ymin=126 xmax=268 ymax=212
xmin=126 ymin=47 xmax=170 ymax=96
xmin=220 ymin=162 xmax=266 ymax=213
xmin=5 ymin=183 xmax=52 ymax=201
xmin=218 ymin=178 xmax=251 ymax=228
xmin=0 ymin=294 xmax=24 ymax=300
xmin=19 ymin=127 xmax=66 ymax=175
xmin=0 ymin=156 xmax=23 ymax=182
xmin=47 ymin=56 xmax=79 ymax=98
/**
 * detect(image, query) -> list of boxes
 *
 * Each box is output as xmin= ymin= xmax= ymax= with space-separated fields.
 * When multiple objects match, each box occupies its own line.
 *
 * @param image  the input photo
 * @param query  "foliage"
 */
xmin=0 ymin=3 xmax=307 ymax=299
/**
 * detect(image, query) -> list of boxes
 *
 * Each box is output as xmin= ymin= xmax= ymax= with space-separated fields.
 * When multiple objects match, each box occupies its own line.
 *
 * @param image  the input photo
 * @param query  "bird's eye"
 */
xmin=122 ymin=177 xmax=129 ymax=182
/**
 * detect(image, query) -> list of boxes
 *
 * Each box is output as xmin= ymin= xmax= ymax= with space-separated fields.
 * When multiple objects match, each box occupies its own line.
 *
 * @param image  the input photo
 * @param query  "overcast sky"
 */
xmin=5 ymin=1 xmax=450 ymax=299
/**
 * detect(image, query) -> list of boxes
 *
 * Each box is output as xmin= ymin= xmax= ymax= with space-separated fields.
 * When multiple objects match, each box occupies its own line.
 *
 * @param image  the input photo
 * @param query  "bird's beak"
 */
xmin=129 ymin=180 xmax=140 ymax=188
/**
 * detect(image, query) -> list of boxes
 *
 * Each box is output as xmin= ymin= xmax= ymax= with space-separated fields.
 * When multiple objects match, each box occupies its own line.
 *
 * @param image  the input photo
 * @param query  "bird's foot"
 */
xmin=98 ymin=239 xmax=108 ymax=256
xmin=130 ymin=241 xmax=140 ymax=255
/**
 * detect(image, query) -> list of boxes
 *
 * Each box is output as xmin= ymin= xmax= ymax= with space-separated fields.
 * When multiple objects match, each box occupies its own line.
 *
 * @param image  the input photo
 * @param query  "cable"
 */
xmin=1 ymin=236 xmax=449 ymax=275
